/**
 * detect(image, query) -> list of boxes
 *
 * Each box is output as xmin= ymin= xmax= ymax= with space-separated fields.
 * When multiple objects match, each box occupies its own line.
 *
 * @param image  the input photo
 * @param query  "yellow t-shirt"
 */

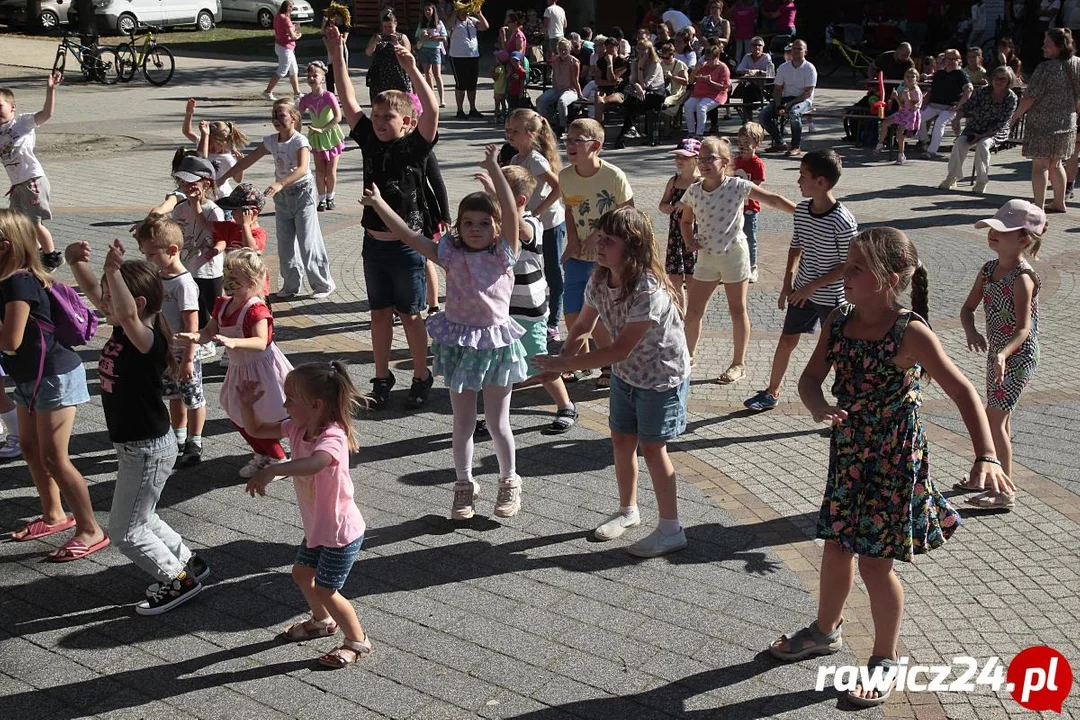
xmin=558 ymin=160 xmax=633 ymax=262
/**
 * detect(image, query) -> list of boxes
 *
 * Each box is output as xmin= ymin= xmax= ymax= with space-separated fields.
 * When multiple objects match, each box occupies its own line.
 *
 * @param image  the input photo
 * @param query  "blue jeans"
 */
xmin=760 ymin=97 xmax=812 ymax=149
xmin=744 ymin=211 xmax=758 ymax=266
xmin=109 ymin=433 xmax=188 ymax=582
xmin=543 ymin=223 xmax=565 ymax=328
xmin=274 ymin=178 xmax=334 ymax=295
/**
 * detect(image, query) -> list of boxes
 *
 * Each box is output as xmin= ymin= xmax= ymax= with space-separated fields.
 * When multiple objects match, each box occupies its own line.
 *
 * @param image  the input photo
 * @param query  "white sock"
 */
xmin=328 ymin=192 xmax=336 ymax=200
xmin=174 ymin=427 xmax=188 ymax=445
xmin=0 ymin=407 xmax=17 ymax=436
xmin=657 ymin=517 xmax=682 ymax=536
xmin=320 ymin=193 xmax=328 ymax=202
xmin=620 ymin=505 xmax=639 ymax=519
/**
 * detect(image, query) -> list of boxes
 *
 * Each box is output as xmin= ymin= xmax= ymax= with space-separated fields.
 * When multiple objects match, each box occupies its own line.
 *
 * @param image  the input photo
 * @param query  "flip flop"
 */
xmin=11 ymin=516 xmax=76 ymax=542
xmin=47 ymin=536 xmax=111 ymax=563
xmin=952 ymin=479 xmax=985 ymax=493
xmin=965 ymin=492 xmax=1016 ymax=511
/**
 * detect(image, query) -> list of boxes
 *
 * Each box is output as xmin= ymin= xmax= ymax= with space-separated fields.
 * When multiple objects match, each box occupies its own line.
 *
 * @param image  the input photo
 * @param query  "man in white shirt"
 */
xmin=758 ymin=39 xmax=816 ymax=157
xmin=662 ymin=7 xmax=693 ymax=34
xmin=543 ymin=0 xmax=567 ymax=56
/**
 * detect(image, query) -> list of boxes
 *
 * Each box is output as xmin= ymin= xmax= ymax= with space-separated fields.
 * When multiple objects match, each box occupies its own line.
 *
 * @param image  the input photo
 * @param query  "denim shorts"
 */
xmin=782 ymin=301 xmax=837 ymax=335
xmin=562 ymin=258 xmax=596 ymax=315
xmin=12 ymin=363 xmax=90 ymax=412
xmin=295 ymin=535 xmax=364 ymax=590
xmin=417 ymin=46 xmax=442 ymax=66
xmin=362 ymin=233 xmax=427 ymax=314
xmin=608 ymin=375 xmax=689 ymax=443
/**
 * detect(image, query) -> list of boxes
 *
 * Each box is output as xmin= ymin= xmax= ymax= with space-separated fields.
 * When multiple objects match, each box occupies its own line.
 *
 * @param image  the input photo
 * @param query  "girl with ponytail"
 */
xmin=768 ymin=227 xmax=1013 ymax=707
xmin=67 ymin=239 xmax=204 ymax=615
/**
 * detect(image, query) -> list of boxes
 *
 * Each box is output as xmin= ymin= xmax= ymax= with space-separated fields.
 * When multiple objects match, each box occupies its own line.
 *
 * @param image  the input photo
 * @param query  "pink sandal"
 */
xmin=47 ymin=536 xmax=111 ymax=562
xmin=11 ymin=516 xmax=76 ymax=542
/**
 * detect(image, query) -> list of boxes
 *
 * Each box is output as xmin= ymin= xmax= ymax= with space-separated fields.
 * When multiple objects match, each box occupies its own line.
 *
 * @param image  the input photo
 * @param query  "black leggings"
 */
xmin=451 ymin=56 xmax=480 ymax=94
xmin=194 ymin=276 xmax=224 ymax=329
xmin=621 ymin=91 xmax=665 ymax=133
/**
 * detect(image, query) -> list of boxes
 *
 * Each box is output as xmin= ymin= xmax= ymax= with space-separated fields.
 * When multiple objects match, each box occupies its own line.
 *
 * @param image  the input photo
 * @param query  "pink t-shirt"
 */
xmin=691 ymin=63 xmax=731 ymax=103
xmin=274 ymin=13 xmax=296 ymax=49
xmin=732 ymin=5 xmax=758 ymax=40
xmin=282 ymin=419 xmax=365 ymax=548
xmin=438 ymin=237 xmax=516 ymax=328
xmin=776 ymin=1 xmax=796 ymax=31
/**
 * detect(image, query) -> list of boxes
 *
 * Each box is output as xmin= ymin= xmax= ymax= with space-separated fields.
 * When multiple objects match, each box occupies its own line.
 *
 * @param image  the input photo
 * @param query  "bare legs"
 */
xmin=1032 ymin=156 xmax=1066 ymax=211
xmin=292 ymin=564 xmax=366 ymax=643
xmin=611 ymin=432 xmax=679 ymax=522
xmin=685 ymin=279 xmax=749 ymax=373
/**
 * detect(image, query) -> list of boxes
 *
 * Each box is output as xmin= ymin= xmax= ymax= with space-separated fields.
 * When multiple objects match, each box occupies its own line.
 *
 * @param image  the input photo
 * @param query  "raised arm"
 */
xmin=33 ymin=71 xmax=61 ymax=126
xmin=65 ymin=241 xmax=105 ymax=312
xmin=326 ymin=25 xmax=364 ymax=126
xmin=182 ymin=97 xmax=199 ymax=143
xmin=482 ymin=144 xmax=519 ymax=254
xmin=359 ymin=186 xmax=439 ymax=262
xmin=197 ymin=120 xmax=210 ymax=158
xmin=475 ymin=12 xmax=490 ymax=31
xmin=394 ymin=44 xmax=439 ymax=141
xmin=103 ymin=240 xmax=155 ymax=353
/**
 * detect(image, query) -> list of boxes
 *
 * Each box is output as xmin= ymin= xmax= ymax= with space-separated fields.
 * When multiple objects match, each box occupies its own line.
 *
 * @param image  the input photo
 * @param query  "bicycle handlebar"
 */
xmin=126 ymin=23 xmax=163 ymax=37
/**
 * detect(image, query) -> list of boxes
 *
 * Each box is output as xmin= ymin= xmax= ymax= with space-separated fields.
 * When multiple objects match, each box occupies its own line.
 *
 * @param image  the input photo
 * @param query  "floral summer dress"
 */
xmin=818 ymin=306 xmax=960 ymax=561
xmin=981 ymin=259 xmax=1040 ymax=411
xmin=665 ymin=175 xmax=697 ymax=276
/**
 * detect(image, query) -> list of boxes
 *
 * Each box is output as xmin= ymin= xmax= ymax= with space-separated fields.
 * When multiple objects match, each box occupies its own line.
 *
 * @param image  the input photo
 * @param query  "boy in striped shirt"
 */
xmin=745 ymin=150 xmax=857 ymax=411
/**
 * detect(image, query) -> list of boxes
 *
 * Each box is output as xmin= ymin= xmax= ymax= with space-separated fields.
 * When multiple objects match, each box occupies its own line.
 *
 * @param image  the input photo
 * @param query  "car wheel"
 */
xmin=38 ymin=9 xmax=59 ymax=30
xmin=117 ymin=12 xmax=137 ymax=36
xmin=257 ymin=8 xmax=273 ymax=28
xmin=197 ymin=9 xmax=214 ymax=31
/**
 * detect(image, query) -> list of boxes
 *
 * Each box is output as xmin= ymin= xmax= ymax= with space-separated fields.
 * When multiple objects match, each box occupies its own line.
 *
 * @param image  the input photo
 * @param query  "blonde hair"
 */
xmin=568 ymin=117 xmax=605 ymax=144
xmin=284 ymin=361 xmax=363 ymax=450
xmin=1021 ymin=228 xmax=1043 ymax=259
xmin=637 ymin=38 xmax=659 ymax=66
xmin=737 ymin=121 xmax=765 ymax=147
xmin=272 ymin=97 xmax=302 ymax=130
xmin=699 ymin=136 xmax=732 ymax=175
xmin=209 ymin=121 xmax=248 ymax=154
xmin=373 ymin=89 xmax=418 ymax=119
xmin=134 ymin=213 xmax=184 ymax=252
xmin=592 ymin=207 xmax=684 ymax=317
xmin=223 ymin=248 xmax=267 ymax=291
xmin=507 ymin=108 xmax=561 ymax=173
xmin=500 ymin=165 xmax=537 ymax=203
xmin=0 ymin=88 xmax=14 ymax=105
xmin=0 ymin=209 xmax=51 ymax=287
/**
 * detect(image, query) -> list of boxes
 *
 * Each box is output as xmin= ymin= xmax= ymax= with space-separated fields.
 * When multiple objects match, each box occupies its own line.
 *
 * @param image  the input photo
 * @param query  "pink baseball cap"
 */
xmin=975 ymin=199 xmax=1047 ymax=235
xmin=673 ymin=138 xmax=701 ymax=156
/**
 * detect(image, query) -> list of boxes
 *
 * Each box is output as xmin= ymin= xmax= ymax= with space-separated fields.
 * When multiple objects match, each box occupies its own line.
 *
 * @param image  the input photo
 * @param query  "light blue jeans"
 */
xmin=274 ymin=178 xmax=334 ymax=295
xmin=109 ymin=433 xmax=189 ymax=582
xmin=744 ymin=210 xmax=759 ymax=266
xmin=760 ymin=98 xmax=812 ymax=149
xmin=536 ymin=88 xmax=579 ymax=129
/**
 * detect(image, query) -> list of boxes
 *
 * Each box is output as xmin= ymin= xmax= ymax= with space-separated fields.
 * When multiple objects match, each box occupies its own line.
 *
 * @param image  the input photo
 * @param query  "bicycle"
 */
xmin=116 ymin=24 xmax=176 ymax=87
xmin=52 ymin=31 xmax=120 ymax=85
xmin=820 ymin=26 xmax=873 ymax=79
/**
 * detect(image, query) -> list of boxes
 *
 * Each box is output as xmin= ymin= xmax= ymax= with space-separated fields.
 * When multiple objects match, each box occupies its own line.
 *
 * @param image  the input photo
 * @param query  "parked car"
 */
xmin=220 ymin=0 xmax=313 ymax=28
xmin=0 ymin=0 xmax=71 ymax=30
xmin=75 ymin=0 xmax=222 ymax=35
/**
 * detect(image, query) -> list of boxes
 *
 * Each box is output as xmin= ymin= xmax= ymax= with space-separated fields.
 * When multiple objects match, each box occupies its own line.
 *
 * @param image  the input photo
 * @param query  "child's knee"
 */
xmin=640 ymin=441 xmax=668 ymax=461
xmin=292 ymin=563 xmax=316 ymax=585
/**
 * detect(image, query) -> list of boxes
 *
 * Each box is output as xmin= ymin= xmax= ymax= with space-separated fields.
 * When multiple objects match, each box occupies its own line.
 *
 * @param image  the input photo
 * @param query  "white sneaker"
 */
xmin=0 ymin=435 xmax=21 ymax=459
xmin=311 ymin=283 xmax=336 ymax=300
xmin=238 ymin=454 xmax=267 ymax=479
xmin=198 ymin=342 xmax=217 ymax=361
xmin=973 ymin=181 xmax=987 ymax=194
xmin=627 ymin=527 xmax=688 ymax=558
xmin=594 ymin=511 xmax=641 ymax=540
xmin=262 ymin=90 xmax=277 ymax=101
xmin=493 ymin=475 xmax=522 ymax=518
xmin=451 ymin=480 xmax=480 ymax=520
xmin=748 ymin=265 xmax=759 ymax=283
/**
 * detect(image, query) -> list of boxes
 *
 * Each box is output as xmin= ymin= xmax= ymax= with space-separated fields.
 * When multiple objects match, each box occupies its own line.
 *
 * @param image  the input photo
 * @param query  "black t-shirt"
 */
xmin=928 ymin=68 xmax=972 ymax=105
xmin=98 ymin=326 xmax=170 ymax=443
xmin=350 ymin=115 xmax=438 ymax=235
xmin=874 ymin=51 xmax=915 ymax=80
xmin=596 ymin=55 xmax=628 ymax=89
xmin=0 ymin=273 xmax=82 ymax=383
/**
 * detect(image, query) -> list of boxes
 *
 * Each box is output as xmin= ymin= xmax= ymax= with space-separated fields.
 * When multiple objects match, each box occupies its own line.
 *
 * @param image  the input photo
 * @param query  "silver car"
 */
xmin=220 ymin=0 xmax=313 ymax=29
xmin=0 ymin=0 xmax=71 ymax=30
xmin=83 ymin=0 xmax=222 ymax=34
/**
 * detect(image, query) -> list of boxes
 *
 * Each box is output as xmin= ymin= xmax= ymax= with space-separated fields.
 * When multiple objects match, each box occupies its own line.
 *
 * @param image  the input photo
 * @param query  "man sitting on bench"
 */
xmin=759 ymin=38 xmax=816 ymax=158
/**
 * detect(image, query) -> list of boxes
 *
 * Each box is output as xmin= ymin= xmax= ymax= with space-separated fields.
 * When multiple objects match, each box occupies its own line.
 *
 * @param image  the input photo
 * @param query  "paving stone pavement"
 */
xmin=0 ymin=37 xmax=1078 ymax=720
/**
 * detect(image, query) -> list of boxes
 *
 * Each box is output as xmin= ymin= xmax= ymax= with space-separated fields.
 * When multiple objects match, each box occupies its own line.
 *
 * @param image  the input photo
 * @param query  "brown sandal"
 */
xmin=318 ymin=637 xmax=373 ymax=668
xmin=279 ymin=618 xmax=339 ymax=642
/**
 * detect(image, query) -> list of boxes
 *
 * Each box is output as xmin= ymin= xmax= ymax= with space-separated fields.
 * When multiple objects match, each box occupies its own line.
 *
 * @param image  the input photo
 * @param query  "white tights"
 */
xmin=450 ymin=385 xmax=515 ymax=482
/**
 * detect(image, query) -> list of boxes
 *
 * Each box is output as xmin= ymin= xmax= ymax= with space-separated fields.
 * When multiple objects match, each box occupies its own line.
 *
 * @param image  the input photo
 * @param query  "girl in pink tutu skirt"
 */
xmin=299 ymin=61 xmax=347 ymax=211
xmin=176 ymin=249 xmax=293 ymax=478
xmin=875 ymin=68 xmax=923 ymax=165
xmin=361 ymin=144 xmax=528 ymax=522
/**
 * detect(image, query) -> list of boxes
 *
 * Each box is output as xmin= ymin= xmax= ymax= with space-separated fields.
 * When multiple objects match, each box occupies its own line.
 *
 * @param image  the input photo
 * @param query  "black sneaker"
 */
xmin=474 ymin=419 xmax=489 ymax=437
xmin=468 ymin=109 xmax=484 ymax=119
xmin=317 ymin=200 xmax=327 ymax=212
xmin=407 ymin=372 xmax=434 ymax=407
xmin=177 ymin=439 xmax=202 ymax=468
xmin=367 ymin=374 xmax=396 ymax=410
xmin=40 ymin=251 xmax=63 ymax=272
xmin=456 ymin=110 xmax=468 ymax=119
xmin=326 ymin=197 xmax=336 ymax=211
xmin=145 ymin=554 xmax=210 ymax=598
xmin=136 ymin=570 xmax=203 ymax=615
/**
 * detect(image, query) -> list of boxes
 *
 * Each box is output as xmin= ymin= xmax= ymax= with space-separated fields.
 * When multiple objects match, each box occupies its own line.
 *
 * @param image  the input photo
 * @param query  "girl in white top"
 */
xmin=680 ymin=136 xmax=795 ymax=383
xmin=506 ymin=108 xmax=566 ymax=338
xmin=181 ymin=98 xmax=249 ymax=197
xmin=221 ymin=98 xmax=335 ymax=299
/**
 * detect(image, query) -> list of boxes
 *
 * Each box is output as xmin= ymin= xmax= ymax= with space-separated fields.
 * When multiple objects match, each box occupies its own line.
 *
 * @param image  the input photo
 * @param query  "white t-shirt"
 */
xmin=449 ymin=16 xmax=481 ymax=57
xmin=774 ymin=60 xmax=818 ymax=103
xmin=161 ymin=271 xmax=200 ymax=349
xmin=208 ymin=152 xmax=237 ymax=197
xmin=174 ymin=200 xmax=226 ymax=279
xmin=584 ymin=271 xmax=690 ymax=391
xmin=512 ymin=149 xmax=565 ymax=230
xmin=262 ymin=131 xmax=312 ymax=182
xmin=543 ymin=4 xmax=566 ymax=38
xmin=682 ymin=176 xmax=753 ymax=255
xmin=662 ymin=9 xmax=693 ymax=33
xmin=0 ymin=113 xmax=46 ymax=185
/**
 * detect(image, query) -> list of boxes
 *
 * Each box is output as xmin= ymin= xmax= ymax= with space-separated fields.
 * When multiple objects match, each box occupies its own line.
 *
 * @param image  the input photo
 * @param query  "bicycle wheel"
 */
xmin=142 ymin=44 xmax=175 ymax=86
xmin=115 ymin=42 xmax=138 ymax=83
xmin=96 ymin=47 xmax=121 ymax=85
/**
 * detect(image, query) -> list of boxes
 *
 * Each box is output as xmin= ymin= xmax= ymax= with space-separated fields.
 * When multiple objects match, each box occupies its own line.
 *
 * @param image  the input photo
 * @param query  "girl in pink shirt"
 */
xmin=238 ymin=361 xmax=370 ymax=669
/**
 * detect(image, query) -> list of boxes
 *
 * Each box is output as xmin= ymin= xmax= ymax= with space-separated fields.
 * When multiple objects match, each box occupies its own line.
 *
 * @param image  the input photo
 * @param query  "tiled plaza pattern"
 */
xmin=0 ymin=38 xmax=1077 ymax=719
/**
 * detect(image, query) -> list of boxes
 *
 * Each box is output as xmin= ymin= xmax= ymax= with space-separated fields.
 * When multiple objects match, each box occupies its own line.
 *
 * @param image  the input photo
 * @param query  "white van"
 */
xmin=84 ymin=0 xmax=222 ymax=34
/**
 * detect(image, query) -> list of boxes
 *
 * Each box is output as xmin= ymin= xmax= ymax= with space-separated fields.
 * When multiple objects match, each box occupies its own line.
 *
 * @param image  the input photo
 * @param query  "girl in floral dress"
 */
xmin=957 ymin=200 xmax=1043 ymax=510
xmin=659 ymin=138 xmax=700 ymax=309
xmin=768 ymin=227 xmax=1013 ymax=707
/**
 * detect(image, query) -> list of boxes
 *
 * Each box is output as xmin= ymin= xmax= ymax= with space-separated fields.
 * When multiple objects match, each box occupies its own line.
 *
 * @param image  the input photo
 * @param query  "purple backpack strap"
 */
xmin=28 ymin=317 xmax=54 ymax=415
